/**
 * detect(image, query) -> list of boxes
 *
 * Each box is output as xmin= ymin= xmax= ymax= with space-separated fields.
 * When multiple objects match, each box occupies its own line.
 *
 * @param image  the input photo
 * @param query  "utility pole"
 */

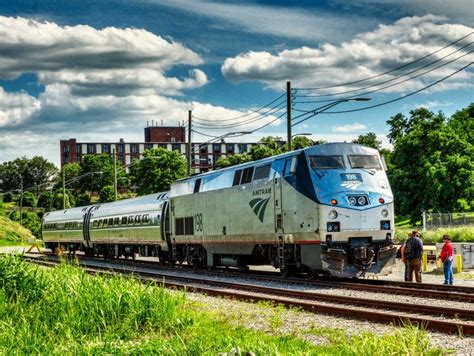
xmin=187 ymin=110 xmax=192 ymax=175
xmin=286 ymin=81 xmax=292 ymax=151
xmin=19 ymin=175 xmax=23 ymax=226
xmin=62 ymin=169 xmax=66 ymax=210
xmin=113 ymin=148 xmax=118 ymax=201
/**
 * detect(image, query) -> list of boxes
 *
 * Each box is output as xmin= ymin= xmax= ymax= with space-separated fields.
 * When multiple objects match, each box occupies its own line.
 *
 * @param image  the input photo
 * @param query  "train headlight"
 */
xmin=348 ymin=196 xmax=357 ymax=205
xmin=328 ymin=210 xmax=338 ymax=220
xmin=357 ymin=196 xmax=366 ymax=205
xmin=380 ymin=220 xmax=390 ymax=230
xmin=381 ymin=209 xmax=389 ymax=218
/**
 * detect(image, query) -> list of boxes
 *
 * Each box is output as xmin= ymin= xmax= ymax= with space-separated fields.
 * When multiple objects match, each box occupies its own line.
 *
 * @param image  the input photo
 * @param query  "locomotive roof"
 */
xmin=43 ymin=192 xmax=167 ymax=223
xmin=176 ymin=142 xmax=378 ymax=183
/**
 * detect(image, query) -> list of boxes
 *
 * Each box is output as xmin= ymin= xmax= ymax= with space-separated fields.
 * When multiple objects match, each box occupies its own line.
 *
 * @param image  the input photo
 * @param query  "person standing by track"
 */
xmin=400 ymin=232 xmax=411 ymax=281
xmin=439 ymin=235 xmax=454 ymax=285
xmin=404 ymin=231 xmax=423 ymax=283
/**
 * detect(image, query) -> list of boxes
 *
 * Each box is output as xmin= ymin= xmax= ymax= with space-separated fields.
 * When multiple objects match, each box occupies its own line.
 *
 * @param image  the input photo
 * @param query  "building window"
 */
xmin=76 ymin=155 xmax=81 ymax=162
xmin=76 ymin=144 xmax=81 ymax=153
xmin=131 ymin=144 xmax=138 ymax=154
xmin=63 ymin=145 xmax=70 ymax=153
xmin=118 ymin=155 xmax=124 ymax=165
xmin=102 ymin=144 xmax=110 ymax=154
xmin=172 ymin=144 xmax=180 ymax=151
xmin=64 ymin=156 xmax=69 ymax=164
xmin=238 ymin=144 xmax=247 ymax=154
xmin=213 ymin=143 xmax=221 ymax=153
xmin=117 ymin=144 xmax=124 ymax=154
xmin=87 ymin=144 xmax=95 ymax=154
xmin=200 ymin=145 xmax=208 ymax=154
xmin=226 ymin=144 xmax=234 ymax=154
xmin=145 ymin=143 xmax=153 ymax=150
xmin=170 ymin=137 xmax=176 ymax=143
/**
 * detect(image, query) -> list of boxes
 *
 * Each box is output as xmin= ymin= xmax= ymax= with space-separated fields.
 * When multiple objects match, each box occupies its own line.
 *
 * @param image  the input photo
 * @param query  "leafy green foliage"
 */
xmin=37 ymin=191 xmax=54 ymax=211
xmin=74 ymin=192 xmax=91 ymax=207
xmin=79 ymin=154 xmax=124 ymax=193
xmin=2 ymin=192 xmax=13 ymax=203
xmin=53 ymin=190 xmax=74 ymax=210
xmin=387 ymin=104 xmax=474 ymax=222
xmin=21 ymin=191 xmax=37 ymax=208
xmin=352 ymin=132 xmax=381 ymax=150
xmin=129 ymin=148 xmax=187 ymax=195
xmin=0 ymin=156 xmax=57 ymax=192
xmin=395 ymin=226 xmax=474 ymax=243
xmin=99 ymin=185 xmax=115 ymax=203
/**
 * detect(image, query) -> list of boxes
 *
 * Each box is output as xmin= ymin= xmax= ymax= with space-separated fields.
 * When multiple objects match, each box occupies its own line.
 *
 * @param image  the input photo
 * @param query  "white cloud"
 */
xmin=221 ymin=15 xmax=474 ymax=93
xmin=0 ymin=88 xmax=41 ymax=127
xmin=403 ymin=100 xmax=454 ymax=110
xmin=0 ymin=16 xmax=207 ymax=96
xmin=155 ymin=0 xmax=373 ymax=42
xmin=332 ymin=122 xmax=368 ymax=133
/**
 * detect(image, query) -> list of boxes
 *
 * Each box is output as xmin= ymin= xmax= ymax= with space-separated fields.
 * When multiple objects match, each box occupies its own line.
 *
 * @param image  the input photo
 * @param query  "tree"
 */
xmin=387 ymin=104 xmax=474 ymax=222
xmin=38 ymin=191 xmax=54 ymax=211
xmin=129 ymin=148 xmax=187 ymax=195
xmin=56 ymin=162 xmax=82 ymax=192
xmin=0 ymin=156 xmax=57 ymax=193
xmin=75 ymin=192 xmax=91 ymax=207
xmin=292 ymin=136 xmax=314 ymax=150
xmin=21 ymin=192 xmax=37 ymax=208
xmin=352 ymin=132 xmax=382 ymax=150
xmin=53 ymin=190 xmax=74 ymax=210
xmin=99 ymin=185 xmax=115 ymax=203
xmin=79 ymin=154 xmax=125 ymax=194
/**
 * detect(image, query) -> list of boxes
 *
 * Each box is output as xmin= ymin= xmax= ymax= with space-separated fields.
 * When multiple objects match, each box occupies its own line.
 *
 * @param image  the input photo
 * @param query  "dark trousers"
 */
xmin=443 ymin=260 xmax=454 ymax=285
xmin=404 ymin=262 xmax=408 ymax=281
xmin=407 ymin=257 xmax=422 ymax=282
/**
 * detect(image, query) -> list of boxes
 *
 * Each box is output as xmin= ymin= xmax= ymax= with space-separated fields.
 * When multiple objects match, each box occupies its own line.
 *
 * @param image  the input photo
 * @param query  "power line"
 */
xmin=294 ymin=31 xmax=473 ymax=92
xmin=293 ymin=42 xmax=473 ymax=101
xmin=192 ymin=101 xmax=287 ymax=130
xmin=292 ymin=62 xmax=473 ymax=126
xmin=192 ymin=92 xmax=286 ymax=123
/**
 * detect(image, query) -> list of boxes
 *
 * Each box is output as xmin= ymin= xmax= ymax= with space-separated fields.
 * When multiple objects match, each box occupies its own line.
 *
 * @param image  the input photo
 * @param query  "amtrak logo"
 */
xmin=249 ymin=197 xmax=271 ymax=222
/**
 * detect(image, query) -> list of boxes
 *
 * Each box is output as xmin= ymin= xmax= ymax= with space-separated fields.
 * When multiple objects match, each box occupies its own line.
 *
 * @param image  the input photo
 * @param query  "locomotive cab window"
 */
xmin=253 ymin=164 xmax=271 ymax=181
xmin=232 ymin=170 xmax=242 ymax=186
xmin=310 ymin=156 xmax=345 ymax=169
xmin=194 ymin=178 xmax=201 ymax=193
xmin=348 ymin=155 xmax=381 ymax=170
xmin=240 ymin=166 xmax=254 ymax=184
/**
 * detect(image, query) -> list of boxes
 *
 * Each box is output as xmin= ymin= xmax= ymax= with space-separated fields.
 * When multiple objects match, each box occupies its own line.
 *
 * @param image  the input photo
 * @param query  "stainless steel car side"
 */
xmin=42 ymin=143 xmax=396 ymax=277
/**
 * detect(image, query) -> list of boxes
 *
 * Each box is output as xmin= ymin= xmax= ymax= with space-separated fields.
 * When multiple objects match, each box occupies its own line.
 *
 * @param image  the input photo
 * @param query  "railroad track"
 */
xmin=26 ymin=251 xmax=474 ymax=302
xmin=22 ymin=253 xmax=474 ymax=336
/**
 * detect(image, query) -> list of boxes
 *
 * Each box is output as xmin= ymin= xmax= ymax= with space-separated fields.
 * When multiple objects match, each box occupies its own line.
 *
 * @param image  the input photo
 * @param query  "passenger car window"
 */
xmin=310 ymin=156 xmax=345 ymax=169
xmin=348 ymin=155 xmax=381 ymax=170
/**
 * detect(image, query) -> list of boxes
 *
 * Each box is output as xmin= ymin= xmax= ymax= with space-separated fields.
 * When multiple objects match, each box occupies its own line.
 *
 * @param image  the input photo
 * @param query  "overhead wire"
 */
xmin=291 ymin=61 xmax=473 ymax=127
xmin=293 ymin=42 xmax=473 ymax=102
xmin=293 ymin=31 xmax=473 ymax=92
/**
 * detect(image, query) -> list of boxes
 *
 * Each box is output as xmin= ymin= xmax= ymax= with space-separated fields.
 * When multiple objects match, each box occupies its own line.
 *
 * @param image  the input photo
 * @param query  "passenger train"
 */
xmin=42 ymin=143 xmax=396 ymax=277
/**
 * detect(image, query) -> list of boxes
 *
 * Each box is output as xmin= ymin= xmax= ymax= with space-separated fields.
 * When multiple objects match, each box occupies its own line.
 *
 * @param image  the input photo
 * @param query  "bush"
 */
xmin=3 ymin=192 xmax=14 ymax=203
xmin=21 ymin=212 xmax=42 ymax=238
xmin=37 ymin=192 xmax=54 ymax=211
xmin=75 ymin=192 xmax=91 ymax=207
xmin=395 ymin=227 xmax=474 ymax=243
xmin=53 ymin=190 xmax=75 ymax=210
xmin=99 ymin=185 xmax=115 ymax=203
xmin=21 ymin=192 xmax=37 ymax=208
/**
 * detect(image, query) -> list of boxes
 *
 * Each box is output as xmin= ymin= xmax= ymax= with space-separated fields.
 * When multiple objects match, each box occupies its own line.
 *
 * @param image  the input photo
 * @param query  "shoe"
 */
xmin=443 ymin=282 xmax=448 ymax=285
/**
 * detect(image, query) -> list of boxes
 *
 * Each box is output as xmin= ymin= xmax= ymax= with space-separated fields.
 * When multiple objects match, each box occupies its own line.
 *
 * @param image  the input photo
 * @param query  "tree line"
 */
xmin=0 ymin=103 xmax=472 ymax=231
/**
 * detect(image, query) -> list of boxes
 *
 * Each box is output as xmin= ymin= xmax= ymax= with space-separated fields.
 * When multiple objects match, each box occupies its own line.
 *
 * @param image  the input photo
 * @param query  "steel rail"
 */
xmin=26 ymin=251 xmax=474 ymax=303
xmin=22 ymin=256 xmax=474 ymax=336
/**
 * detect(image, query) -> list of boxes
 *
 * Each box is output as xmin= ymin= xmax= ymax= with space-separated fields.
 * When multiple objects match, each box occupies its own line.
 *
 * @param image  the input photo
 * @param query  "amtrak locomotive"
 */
xmin=42 ymin=143 xmax=396 ymax=277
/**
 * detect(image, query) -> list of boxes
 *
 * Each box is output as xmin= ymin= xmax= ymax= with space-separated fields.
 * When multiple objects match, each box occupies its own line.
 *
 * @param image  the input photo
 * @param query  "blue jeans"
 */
xmin=443 ymin=260 xmax=454 ymax=285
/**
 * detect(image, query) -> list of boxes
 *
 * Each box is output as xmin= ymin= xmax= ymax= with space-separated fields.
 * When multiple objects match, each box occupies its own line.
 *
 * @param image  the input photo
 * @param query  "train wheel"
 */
xmin=306 ymin=270 xmax=316 ymax=280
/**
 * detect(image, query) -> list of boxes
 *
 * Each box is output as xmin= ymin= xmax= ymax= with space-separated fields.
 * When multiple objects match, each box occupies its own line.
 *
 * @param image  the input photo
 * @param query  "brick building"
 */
xmin=60 ymin=125 xmax=256 ymax=173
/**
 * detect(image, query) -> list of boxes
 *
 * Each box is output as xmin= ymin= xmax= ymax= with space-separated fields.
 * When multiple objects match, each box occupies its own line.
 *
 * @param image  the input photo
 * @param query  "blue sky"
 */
xmin=0 ymin=0 xmax=473 ymax=165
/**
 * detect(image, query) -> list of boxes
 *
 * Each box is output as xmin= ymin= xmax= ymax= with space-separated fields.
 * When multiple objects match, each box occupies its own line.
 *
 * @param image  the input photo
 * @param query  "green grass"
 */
xmin=395 ymin=226 xmax=474 ymax=243
xmin=0 ymin=216 xmax=33 ymax=246
xmin=0 ymin=255 xmax=445 ymax=355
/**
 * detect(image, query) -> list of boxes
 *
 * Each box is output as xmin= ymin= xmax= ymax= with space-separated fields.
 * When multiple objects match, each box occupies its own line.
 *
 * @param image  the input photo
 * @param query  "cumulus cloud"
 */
xmin=0 ymin=16 xmax=207 ymax=96
xmin=221 ymin=15 xmax=474 ymax=93
xmin=332 ymin=122 xmax=368 ymax=133
xmin=0 ymin=88 xmax=41 ymax=127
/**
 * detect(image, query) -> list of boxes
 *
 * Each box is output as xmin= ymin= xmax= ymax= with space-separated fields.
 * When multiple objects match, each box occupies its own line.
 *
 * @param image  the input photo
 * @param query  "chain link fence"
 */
xmin=423 ymin=211 xmax=474 ymax=230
